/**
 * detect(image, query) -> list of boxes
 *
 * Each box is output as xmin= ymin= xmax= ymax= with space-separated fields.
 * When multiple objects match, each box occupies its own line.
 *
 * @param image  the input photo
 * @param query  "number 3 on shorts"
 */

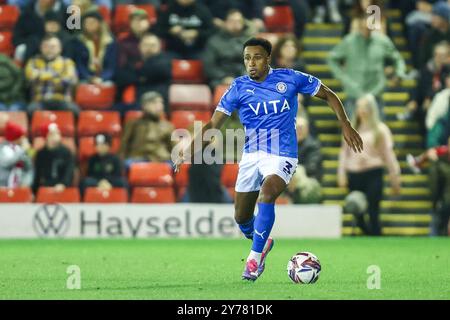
xmin=283 ymin=161 xmax=293 ymax=175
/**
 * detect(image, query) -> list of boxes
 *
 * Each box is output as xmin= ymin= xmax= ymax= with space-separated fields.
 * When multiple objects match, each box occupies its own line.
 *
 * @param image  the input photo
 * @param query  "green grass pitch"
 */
xmin=1 ymin=238 xmax=449 ymax=299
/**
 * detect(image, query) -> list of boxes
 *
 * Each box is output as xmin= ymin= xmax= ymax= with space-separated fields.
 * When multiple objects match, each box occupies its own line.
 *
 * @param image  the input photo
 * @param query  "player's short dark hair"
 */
xmin=243 ymin=37 xmax=272 ymax=56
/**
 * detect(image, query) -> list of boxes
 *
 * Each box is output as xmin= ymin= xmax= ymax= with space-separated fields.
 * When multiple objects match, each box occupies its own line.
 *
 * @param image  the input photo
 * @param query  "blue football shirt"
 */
xmin=216 ymin=68 xmax=322 ymax=158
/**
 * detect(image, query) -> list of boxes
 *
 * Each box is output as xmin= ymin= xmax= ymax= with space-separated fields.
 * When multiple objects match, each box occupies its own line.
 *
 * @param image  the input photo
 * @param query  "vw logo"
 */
xmin=33 ymin=204 xmax=70 ymax=237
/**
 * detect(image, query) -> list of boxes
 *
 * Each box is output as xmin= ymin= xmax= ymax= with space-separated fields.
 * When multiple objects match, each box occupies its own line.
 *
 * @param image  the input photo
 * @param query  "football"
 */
xmin=287 ymin=252 xmax=321 ymax=284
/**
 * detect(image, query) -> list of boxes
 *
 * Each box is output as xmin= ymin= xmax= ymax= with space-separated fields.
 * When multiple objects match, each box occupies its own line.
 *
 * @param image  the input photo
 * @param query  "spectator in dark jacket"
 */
xmin=13 ymin=0 xmax=68 ymax=64
xmin=285 ymin=117 xmax=323 ymax=204
xmin=80 ymin=133 xmax=127 ymax=195
xmin=203 ymin=9 xmax=249 ymax=88
xmin=117 ymin=9 xmax=151 ymax=68
xmin=70 ymin=10 xmax=117 ymax=84
xmin=156 ymin=0 xmax=214 ymax=59
xmin=32 ymin=122 xmax=75 ymax=193
xmin=115 ymin=33 xmax=171 ymax=113
xmin=0 ymin=54 xmax=25 ymax=111
xmin=419 ymin=2 xmax=450 ymax=69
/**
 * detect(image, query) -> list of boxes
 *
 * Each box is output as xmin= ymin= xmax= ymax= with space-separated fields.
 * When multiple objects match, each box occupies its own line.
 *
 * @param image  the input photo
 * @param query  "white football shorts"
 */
xmin=235 ymin=151 xmax=298 ymax=192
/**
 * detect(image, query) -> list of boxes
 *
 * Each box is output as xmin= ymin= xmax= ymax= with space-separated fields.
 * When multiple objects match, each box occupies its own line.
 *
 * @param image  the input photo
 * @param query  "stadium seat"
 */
xmin=0 ymin=187 xmax=33 ymax=202
xmin=77 ymin=111 xmax=122 ymax=137
xmin=78 ymin=136 xmax=121 ymax=161
xmin=174 ymin=163 xmax=190 ymax=188
xmin=83 ymin=187 xmax=128 ymax=203
xmin=0 ymin=31 xmax=13 ymax=56
xmin=128 ymin=162 xmax=173 ymax=187
xmin=169 ymin=84 xmax=211 ymax=111
xmin=263 ymin=5 xmax=294 ymax=33
xmin=122 ymin=85 xmax=136 ymax=104
xmin=171 ymin=59 xmax=204 ymax=83
xmin=33 ymin=136 xmax=76 ymax=154
xmin=213 ymin=84 xmax=228 ymax=107
xmin=170 ymin=110 xmax=211 ymax=129
xmin=0 ymin=5 xmax=19 ymax=30
xmin=98 ymin=5 xmax=111 ymax=27
xmin=131 ymin=187 xmax=175 ymax=203
xmin=113 ymin=4 xmax=157 ymax=33
xmin=31 ymin=111 xmax=75 ymax=137
xmin=75 ymin=83 xmax=116 ymax=110
xmin=0 ymin=111 xmax=28 ymax=136
xmin=221 ymin=163 xmax=239 ymax=187
xmin=36 ymin=187 xmax=81 ymax=203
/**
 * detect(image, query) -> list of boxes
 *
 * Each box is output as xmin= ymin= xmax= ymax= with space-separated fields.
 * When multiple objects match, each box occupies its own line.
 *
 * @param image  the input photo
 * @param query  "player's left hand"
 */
xmin=342 ymin=121 xmax=363 ymax=153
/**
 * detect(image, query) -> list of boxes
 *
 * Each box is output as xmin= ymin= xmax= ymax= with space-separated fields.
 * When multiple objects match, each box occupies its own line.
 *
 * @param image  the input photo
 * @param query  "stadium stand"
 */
xmin=75 ymin=84 xmax=117 ymax=110
xmin=171 ymin=59 xmax=205 ymax=83
xmin=31 ymin=111 xmax=75 ymax=137
xmin=36 ymin=187 xmax=80 ymax=203
xmin=128 ymin=162 xmax=173 ymax=187
xmin=77 ymin=111 xmax=121 ymax=137
xmin=169 ymin=84 xmax=212 ymax=111
xmin=131 ymin=187 xmax=176 ymax=203
xmin=0 ymin=187 xmax=33 ymax=203
xmin=83 ymin=187 xmax=128 ymax=203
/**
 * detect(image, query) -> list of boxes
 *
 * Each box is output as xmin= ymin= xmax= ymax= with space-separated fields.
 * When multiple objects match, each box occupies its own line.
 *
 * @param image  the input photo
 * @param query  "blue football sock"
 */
xmin=238 ymin=216 xmax=255 ymax=240
xmin=251 ymin=203 xmax=275 ymax=253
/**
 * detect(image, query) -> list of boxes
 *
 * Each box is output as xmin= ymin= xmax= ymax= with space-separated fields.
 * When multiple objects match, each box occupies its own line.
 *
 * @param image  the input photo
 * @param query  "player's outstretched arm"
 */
xmin=314 ymin=83 xmax=364 ymax=153
xmin=173 ymin=110 xmax=229 ymax=172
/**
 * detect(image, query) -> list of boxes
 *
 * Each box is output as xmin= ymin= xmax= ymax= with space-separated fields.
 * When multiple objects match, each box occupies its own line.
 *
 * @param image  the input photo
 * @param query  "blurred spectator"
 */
xmin=271 ymin=34 xmax=306 ymax=71
xmin=13 ymin=0 xmax=69 ymax=64
xmin=113 ymin=0 xmax=160 ymax=6
xmin=156 ymin=0 xmax=214 ymax=59
xmin=25 ymin=34 xmax=79 ymax=115
xmin=203 ymin=9 xmax=249 ymax=88
xmin=68 ymin=0 xmax=111 ymax=11
xmin=25 ymin=11 xmax=73 ymax=63
xmin=419 ymin=1 xmax=450 ymax=69
xmin=200 ymin=0 xmax=238 ymax=30
xmin=285 ymin=117 xmax=323 ymax=204
xmin=348 ymin=0 xmax=387 ymax=35
xmin=70 ymin=11 xmax=117 ymax=84
xmin=404 ymin=0 xmax=435 ymax=69
xmin=0 ymin=121 xmax=33 ymax=188
xmin=115 ymin=33 xmax=171 ymax=113
xmin=233 ymin=0 xmax=266 ymax=33
xmin=8 ymin=0 xmax=112 ymax=10
xmin=426 ymin=72 xmax=450 ymax=132
xmin=183 ymin=161 xmax=233 ymax=203
xmin=429 ymin=135 xmax=450 ymax=236
xmin=0 ymin=54 xmax=26 ymax=111
xmin=328 ymin=16 xmax=406 ymax=118
xmin=117 ymin=9 xmax=151 ymax=68
xmin=309 ymin=0 xmax=342 ymax=24
xmin=80 ymin=133 xmax=127 ymax=195
xmin=398 ymin=42 xmax=450 ymax=130
xmin=427 ymin=108 xmax=450 ymax=148
xmin=119 ymin=92 xmax=174 ymax=168
xmin=338 ymin=94 xmax=401 ymax=236
xmin=32 ymin=122 xmax=75 ymax=193
xmin=407 ymin=137 xmax=449 ymax=174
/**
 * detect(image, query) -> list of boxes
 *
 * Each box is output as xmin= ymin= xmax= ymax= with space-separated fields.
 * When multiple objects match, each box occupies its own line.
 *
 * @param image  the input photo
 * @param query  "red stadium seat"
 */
xmin=263 ymin=6 xmax=294 ymax=33
xmin=75 ymin=83 xmax=116 ymax=110
xmin=172 ymin=59 xmax=204 ymax=83
xmin=213 ymin=84 xmax=228 ymax=107
xmin=122 ymin=84 xmax=136 ymax=104
xmin=170 ymin=110 xmax=210 ymax=129
xmin=0 ymin=31 xmax=13 ymax=56
xmin=169 ymin=84 xmax=211 ymax=111
xmin=0 ymin=5 xmax=19 ymax=30
xmin=174 ymin=163 xmax=190 ymax=188
xmin=31 ymin=111 xmax=75 ymax=137
xmin=0 ymin=187 xmax=33 ymax=202
xmin=36 ymin=187 xmax=81 ymax=203
xmin=98 ymin=5 xmax=111 ymax=27
xmin=83 ymin=187 xmax=128 ymax=203
xmin=221 ymin=163 xmax=239 ymax=187
xmin=33 ymin=136 xmax=76 ymax=154
xmin=113 ymin=4 xmax=157 ymax=33
xmin=131 ymin=187 xmax=175 ymax=203
xmin=78 ymin=136 xmax=121 ymax=161
xmin=128 ymin=162 xmax=173 ymax=187
xmin=77 ymin=111 xmax=121 ymax=137
xmin=0 ymin=111 xmax=28 ymax=136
